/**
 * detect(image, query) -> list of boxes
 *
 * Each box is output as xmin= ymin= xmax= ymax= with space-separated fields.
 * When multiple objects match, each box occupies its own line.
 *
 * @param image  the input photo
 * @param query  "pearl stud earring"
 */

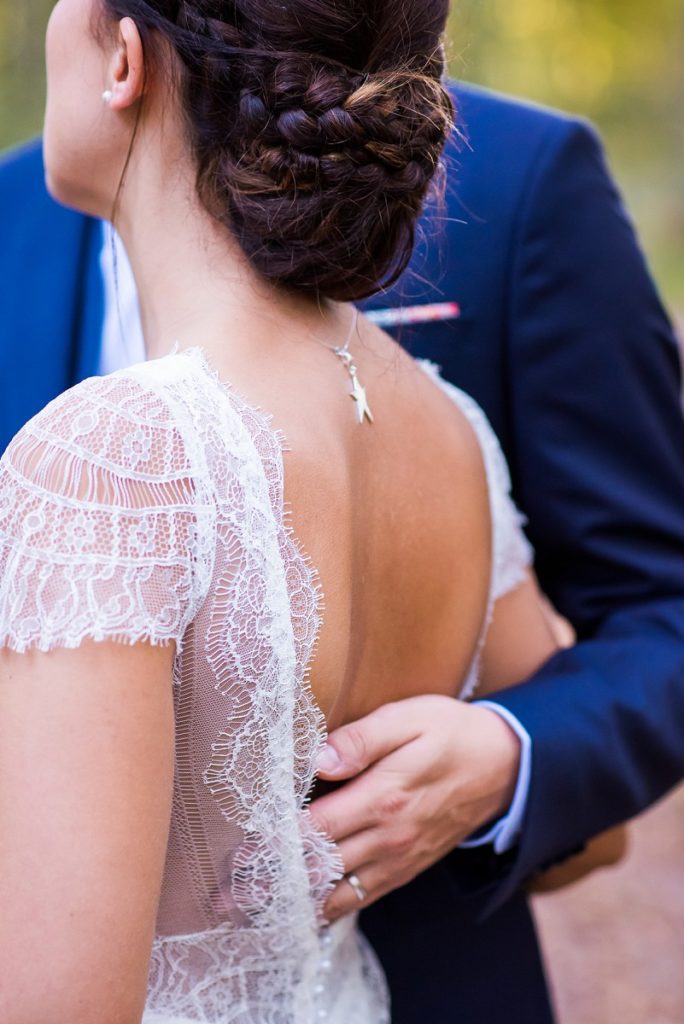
xmin=102 ymin=89 xmax=113 ymax=104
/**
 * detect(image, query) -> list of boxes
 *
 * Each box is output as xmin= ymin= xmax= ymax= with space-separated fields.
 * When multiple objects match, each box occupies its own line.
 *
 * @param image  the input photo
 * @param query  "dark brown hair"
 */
xmin=101 ymin=0 xmax=454 ymax=301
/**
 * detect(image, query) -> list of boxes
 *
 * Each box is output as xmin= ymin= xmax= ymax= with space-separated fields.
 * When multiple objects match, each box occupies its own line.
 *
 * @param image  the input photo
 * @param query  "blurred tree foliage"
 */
xmin=1 ymin=0 xmax=683 ymax=303
xmin=449 ymin=0 xmax=684 ymax=305
xmin=0 ymin=3 xmax=47 ymax=149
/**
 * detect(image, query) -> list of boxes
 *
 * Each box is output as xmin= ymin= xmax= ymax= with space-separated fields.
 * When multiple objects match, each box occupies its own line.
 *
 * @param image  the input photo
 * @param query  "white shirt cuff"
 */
xmin=458 ymin=701 xmax=532 ymax=854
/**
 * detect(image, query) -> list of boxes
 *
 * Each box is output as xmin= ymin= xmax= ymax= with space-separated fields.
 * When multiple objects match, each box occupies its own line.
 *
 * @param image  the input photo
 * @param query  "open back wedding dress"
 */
xmin=0 ymin=347 xmax=531 ymax=1024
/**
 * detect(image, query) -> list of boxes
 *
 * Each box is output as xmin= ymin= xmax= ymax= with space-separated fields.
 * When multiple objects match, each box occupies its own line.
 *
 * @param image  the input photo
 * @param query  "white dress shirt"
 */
xmin=98 ymin=224 xmax=146 ymax=375
xmin=98 ymin=225 xmax=531 ymax=853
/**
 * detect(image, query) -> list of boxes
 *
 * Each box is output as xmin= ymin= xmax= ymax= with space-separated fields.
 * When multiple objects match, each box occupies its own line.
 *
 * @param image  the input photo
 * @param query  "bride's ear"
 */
xmin=106 ymin=17 xmax=146 ymax=112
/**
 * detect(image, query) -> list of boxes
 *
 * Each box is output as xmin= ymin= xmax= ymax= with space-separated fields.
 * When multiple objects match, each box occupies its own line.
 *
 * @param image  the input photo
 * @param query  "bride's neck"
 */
xmin=111 ymin=143 xmax=336 ymax=366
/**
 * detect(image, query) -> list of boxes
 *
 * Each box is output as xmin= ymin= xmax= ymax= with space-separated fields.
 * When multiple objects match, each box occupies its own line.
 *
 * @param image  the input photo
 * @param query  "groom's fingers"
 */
xmin=333 ymin=828 xmax=377 ymax=878
xmin=316 ymin=701 xmax=423 ymax=780
xmin=309 ymin=762 xmax=404 ymax=842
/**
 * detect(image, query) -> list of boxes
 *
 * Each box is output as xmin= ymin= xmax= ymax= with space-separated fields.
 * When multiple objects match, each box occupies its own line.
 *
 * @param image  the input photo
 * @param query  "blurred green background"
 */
xmin=1 ymin=0 xmax=683 ymax=307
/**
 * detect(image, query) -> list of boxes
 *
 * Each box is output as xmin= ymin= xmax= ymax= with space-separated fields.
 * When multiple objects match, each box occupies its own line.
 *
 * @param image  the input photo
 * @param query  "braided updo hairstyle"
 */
xmin=100 ymin=0 xmax=454 ymax=301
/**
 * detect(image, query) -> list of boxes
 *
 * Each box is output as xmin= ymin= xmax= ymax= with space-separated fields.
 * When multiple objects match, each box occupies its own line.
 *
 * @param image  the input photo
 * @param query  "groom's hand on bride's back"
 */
xmin=310 ymin=696 xmax=520 ymax=921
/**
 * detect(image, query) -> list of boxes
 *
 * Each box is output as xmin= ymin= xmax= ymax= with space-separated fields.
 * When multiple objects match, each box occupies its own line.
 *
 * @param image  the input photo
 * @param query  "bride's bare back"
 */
xmin=214 ymin=312 xmax=554 ymax=729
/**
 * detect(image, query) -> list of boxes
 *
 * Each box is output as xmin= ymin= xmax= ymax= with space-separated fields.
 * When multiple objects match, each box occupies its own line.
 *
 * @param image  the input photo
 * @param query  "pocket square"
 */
xmin=365 ymin=302 xmax=461 ymax=328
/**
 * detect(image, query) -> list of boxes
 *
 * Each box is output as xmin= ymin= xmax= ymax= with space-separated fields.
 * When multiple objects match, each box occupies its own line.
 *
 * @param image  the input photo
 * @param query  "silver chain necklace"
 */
xmin=315 ymin=308 xmax=374 ymax=426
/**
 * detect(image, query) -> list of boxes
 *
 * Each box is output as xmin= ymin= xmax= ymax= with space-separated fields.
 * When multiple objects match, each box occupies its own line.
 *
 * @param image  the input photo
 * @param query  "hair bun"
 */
xmin=213 ymin=61 xmax=453 ymax=301
xmin=106 ymin=0 xmax=454 ymax=300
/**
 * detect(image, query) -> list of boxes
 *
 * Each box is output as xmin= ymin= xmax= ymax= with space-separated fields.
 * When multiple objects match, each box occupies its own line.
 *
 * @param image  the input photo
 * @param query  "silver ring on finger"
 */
xmin=345 ymin=872 xmax=367 ymax=903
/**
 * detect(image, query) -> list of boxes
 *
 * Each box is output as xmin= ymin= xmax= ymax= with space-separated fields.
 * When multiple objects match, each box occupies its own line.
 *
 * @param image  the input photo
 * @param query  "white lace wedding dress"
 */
xmin=0 ymin=348 xmax=531 ymax=1024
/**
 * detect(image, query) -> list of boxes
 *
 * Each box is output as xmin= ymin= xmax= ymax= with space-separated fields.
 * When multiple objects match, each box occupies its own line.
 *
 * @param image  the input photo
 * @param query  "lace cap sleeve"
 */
xmin=417 ymin=360 xmax=534 ymax=602
xmin=0 ymin=371 xmax=214 ymax=654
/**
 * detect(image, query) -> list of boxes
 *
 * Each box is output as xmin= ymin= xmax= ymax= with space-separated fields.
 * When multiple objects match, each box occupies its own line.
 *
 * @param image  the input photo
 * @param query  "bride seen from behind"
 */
xmin=0 ymin=1 xmax=562 ymax=1022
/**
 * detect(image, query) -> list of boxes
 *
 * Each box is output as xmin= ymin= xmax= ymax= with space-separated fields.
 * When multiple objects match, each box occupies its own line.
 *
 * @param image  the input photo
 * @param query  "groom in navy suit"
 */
xmin=3 ymin=82 xmax=684 ymax=1023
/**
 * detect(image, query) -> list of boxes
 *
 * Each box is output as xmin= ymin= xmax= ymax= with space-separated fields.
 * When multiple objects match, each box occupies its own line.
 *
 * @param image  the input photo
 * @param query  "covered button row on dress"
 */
xmin=313 ymin=927 xmax=334 ymax=1019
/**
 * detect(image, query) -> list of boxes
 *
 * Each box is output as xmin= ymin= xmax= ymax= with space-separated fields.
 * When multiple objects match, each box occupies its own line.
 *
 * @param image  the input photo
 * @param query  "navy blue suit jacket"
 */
xmin=3 ymin=83 xmax=684 ymax=1023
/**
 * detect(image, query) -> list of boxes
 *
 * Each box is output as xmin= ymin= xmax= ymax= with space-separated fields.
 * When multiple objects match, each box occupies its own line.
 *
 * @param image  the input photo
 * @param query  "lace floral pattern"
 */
xmin=0 ymin=373 xmax=214 ymax=653
xmin=0 ymin=349 xmax=530 ymax=1024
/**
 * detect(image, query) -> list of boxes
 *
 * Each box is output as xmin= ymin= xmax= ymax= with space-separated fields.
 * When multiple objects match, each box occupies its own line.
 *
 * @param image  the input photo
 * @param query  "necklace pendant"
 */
xmin=328 ymin=311 xmax=374 ymax=426
xmin=350 ymin=373 xmax=374 ymax=425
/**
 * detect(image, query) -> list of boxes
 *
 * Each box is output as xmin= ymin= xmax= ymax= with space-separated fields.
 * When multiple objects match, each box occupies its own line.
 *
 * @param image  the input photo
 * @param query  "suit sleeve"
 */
xmin=454 ymin=118 xmax=684 ymax=913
